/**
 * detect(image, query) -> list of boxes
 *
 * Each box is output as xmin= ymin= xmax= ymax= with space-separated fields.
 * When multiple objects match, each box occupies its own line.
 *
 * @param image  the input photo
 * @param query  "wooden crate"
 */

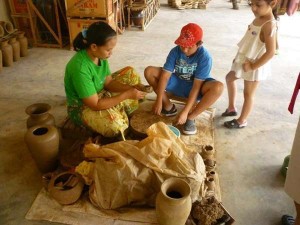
xmin=65 ymin=0 xmax=113 ymax=18
xmin=67 ymin=14 xmax=116 ymax=49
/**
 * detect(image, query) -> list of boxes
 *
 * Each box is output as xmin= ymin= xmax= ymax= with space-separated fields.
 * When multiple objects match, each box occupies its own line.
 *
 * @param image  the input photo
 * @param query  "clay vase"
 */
xmin=205 ymin=177 xmax=215 ymax=192
xmin=0 ymin=39 xmax=13 ymax=67
xmin=207 ymin=170 xmax=216 ymax=179
xmin=8 ymin=36 xmax=20 ymax=62
xmin=156 ymin=177 xmax=192 ymax=225
xmin=24 ymin=125 xmax=59 ymax=173
xmin=201 ymin=145 xmax=215 ymax=160
xmin=48 ymin=172 xmax=84 ymax=205
xmin=16 ymin=31 xmax=28 ymax=57
xmin=25 ymin=103 xmax=55 ymax=129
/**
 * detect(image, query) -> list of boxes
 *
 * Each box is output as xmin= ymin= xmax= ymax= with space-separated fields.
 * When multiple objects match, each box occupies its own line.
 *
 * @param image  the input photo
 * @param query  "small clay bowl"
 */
xmin=48 ymin=172 xmax=84 ymax=205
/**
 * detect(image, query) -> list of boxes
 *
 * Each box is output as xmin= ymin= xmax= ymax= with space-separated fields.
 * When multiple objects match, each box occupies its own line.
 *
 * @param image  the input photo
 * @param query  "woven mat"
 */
xmin=26 ymin=101 xmax=219 ymax=225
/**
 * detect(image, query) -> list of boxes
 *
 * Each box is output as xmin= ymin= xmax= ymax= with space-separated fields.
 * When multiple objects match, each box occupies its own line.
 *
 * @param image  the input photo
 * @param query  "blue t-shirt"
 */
xmin=163 ymin=45 xmax=212 ymax=82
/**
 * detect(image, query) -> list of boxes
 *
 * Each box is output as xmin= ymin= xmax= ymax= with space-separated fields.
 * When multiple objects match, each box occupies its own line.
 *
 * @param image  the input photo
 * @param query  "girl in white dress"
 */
xmin=222 ymin=0 xmax=278 ymax=128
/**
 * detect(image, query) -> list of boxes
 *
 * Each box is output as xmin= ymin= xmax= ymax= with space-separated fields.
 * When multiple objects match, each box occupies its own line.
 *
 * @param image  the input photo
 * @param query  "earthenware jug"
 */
xmin=25 ymin=103 xmax=55 ymax=129
xmin=156 ymin=177 xmax=192 ymax=225
xmin=24 ymin=125 xmax=59 ymax=173
xmin=16 ymin=31 xmax=28 ymax=57
xmin=8 ymin=36 xmax=20 ymax=62
xmin=0 ymin=39 xmax=13 ymax=67
xmin=48 ymin=172 xmax=84 ymax=205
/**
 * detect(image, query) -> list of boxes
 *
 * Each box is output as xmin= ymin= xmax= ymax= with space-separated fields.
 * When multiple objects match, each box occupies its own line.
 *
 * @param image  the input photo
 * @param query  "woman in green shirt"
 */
xmin=64 ymin=22 xmax=146 ymax=138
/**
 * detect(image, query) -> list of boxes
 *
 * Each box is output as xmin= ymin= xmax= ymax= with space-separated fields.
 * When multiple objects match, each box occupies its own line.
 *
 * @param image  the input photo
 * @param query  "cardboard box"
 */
xmin=65 ymin=0 xmax=113 ymax=18
xmin=67 ymin=15 xmax=116 ymax=49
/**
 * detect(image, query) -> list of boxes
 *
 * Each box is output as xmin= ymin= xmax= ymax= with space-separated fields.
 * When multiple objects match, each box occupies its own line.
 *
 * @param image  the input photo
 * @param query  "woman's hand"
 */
xmin=242 ymin=60 xmax=253 ymax=72
xmin=126 ymin=88 xmax=146 ymax=100
xmin=176 ymin=111 xmax=188 ymax=125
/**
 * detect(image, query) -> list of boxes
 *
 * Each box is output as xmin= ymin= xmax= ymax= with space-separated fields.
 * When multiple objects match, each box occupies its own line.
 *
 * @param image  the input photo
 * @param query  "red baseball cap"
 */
xmin=174 ymin=23 xmax=203 ymax=48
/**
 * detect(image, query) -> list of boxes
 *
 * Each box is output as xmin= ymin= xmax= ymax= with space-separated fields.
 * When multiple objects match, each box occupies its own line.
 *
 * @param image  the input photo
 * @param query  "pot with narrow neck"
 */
xmin=25 ymin=103 xmax=55 ymax=129
xmin=156 ymin=177 xmax=192 ymax=225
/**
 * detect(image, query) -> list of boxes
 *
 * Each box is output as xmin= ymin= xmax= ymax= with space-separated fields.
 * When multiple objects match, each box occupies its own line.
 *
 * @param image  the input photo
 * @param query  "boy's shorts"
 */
xmin=166 ymin=74 xmax=215 ymax=100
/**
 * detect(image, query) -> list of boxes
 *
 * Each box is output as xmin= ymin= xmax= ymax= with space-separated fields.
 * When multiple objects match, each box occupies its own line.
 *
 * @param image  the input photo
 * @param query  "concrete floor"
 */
xmin=1 ymin=0 xmax=300 ymax=224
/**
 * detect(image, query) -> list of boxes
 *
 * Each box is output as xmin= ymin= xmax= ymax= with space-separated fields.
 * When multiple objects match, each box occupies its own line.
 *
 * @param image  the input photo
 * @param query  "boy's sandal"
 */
xmin=222 ymin=109 xmax=238 ymax=117
xmin=224 ymin=119 xmax=247 ymax=129
xmin=281 ymin=215 xmax=295 ymax=225
xmin=161 ymin=104 xmax=178 ymax=117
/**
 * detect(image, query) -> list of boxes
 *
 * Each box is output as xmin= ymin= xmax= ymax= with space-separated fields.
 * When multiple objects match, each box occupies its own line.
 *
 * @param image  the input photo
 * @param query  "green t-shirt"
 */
xmin=64 ymin=49 xmax=111 ymax=125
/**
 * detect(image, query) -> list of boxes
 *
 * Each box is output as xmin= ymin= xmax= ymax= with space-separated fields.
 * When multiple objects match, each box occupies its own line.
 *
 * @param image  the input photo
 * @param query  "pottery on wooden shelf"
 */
xmin=25 ymin=103 xmax=55 ymax=129
xmin=48 ymin=172 xmax=84 ymax=205
xmin=24 ymin=125 xmax=59 ymax=173
xmin=16 ymin=31 xmax=28 ymax=57
xmin=156 ymin=177 xmax=192 ymax=225
xmin=8 ymin=36 xmax=20 ymax=62
xmin=201 ymin=145 xmax=215 ymax=160
xmin=0 ymin=39 xmax=13 ymax=67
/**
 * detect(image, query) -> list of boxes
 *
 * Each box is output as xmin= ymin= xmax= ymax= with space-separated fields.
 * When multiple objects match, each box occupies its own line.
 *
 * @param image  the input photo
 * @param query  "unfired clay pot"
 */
xmin=201 ymin=145 xmax=215 ymax=160
xmin=8 ymin=36 xmax=20 ymax=62
xmin=48 ymin=172 xmax=84 ymax=205
xmin=24 ymin=125 xmax=59 ymax=173
xmin=0 ymin=39 xmax=13 ymax=67
xmin=16 ymin=31 xmax=28 ymax=57
xmin=25 ymin=103 xmax=55 ymax=129
xmin=205 ymin=177 xmax=215 ymax=191
xmin=156 ymin=177 xmax=192 ymax=225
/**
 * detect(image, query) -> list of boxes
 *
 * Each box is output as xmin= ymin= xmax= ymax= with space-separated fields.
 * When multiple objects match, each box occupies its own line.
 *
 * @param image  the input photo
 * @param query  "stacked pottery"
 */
xmin=8 ymin=36 xmax=20 ymax=62
xmin=16 ymin=31 xmax=28 ymax=57
xmin=25 ymin=103 xmax=56 ymax=129
xmin=0 ymin=39 xmax=13 ymax=67
xmin=156 ymin=177 xmax=192 ymax=225
xmin=24 ymin=125 xmax=59 ymax=173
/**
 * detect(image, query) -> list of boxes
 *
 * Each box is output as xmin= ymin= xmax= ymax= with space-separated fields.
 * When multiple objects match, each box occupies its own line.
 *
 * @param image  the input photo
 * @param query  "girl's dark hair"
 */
xmin=73 ymin=21 xmax=117 ymax=51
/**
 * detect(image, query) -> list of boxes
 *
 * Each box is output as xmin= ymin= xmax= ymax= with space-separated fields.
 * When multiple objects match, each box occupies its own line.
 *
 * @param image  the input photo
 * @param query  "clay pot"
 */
xmin=4 ymin=21 xmax=14 ymax=34
xmin=205 ymin=177 xmax=215 ymax=191
xmin=48 ymin=172 xmax=84 ymax=205
xmin=156 ymin=177 xmax=192 ymax=225
xmin=204 ymin=159 xmax=216 ymax=172
xmin=207 ymin=170 xmax=216 ymax=179
xmin=8 ymin=36 xmax=20 ymax=62
xmin=201 ymin=145 xmax=215 ymax=160
xmin=16 ymin=31 xmax=28 ymax=57
xmin=25 ymin=103 xmax=55 ymax=129
xmin=24 ymin=125 xmax=59 ymax=173
xmin=0 ymin=39 xmax=13 ymax=67
xmin=131 ymin=11 xmax=144 ymax=27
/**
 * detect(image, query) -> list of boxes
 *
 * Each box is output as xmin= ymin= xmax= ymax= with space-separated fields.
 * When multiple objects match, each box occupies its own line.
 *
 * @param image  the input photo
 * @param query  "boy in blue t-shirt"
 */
xmin=144 ymin=23 xmax=223 ymax=135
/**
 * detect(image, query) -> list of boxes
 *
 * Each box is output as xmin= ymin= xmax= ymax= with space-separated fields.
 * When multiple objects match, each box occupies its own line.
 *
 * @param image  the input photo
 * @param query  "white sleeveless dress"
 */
xmin=231 ymin=19 xmax=276 ymax=81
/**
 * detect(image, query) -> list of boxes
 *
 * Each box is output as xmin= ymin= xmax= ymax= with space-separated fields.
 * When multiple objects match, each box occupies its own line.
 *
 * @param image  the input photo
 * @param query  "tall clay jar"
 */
xmin=16 ymin=31 xmax=28 ymax=57
xmin=9 ymin=36 xmax=20 ymax=62
xmin=25 ymin=103 xmax=55 ymax=129
xmin=24 ymin=125 xmax=59 ymax=173
xmin=156 ymin=177 xmax=192 ymax=225
xmin=0 ymin=39 xmax=13 ymax=67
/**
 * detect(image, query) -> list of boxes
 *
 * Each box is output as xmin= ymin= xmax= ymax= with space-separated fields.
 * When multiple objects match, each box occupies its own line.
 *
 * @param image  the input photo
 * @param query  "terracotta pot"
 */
xmin=16 ymin=31 xmax=28 ymax=57
xmin=0 ymin=39 xmax=13 ymax=67
xmin=201 ymin=145 xmax=215 ymax=160
xmin=24 ymin=125 xmax=59 ymax=173
xmin=131 ymin=11 xmax=143 ymax=27
xmin=205 ymin=177 xmax=215 ymax=191
xmin=25 ymin=103 xmax=55 ymax=129
xmin=156 ymin=177 xmax=192 ymax=225
xmin=4 ymin=21 xmax=14 ymax=34
xmin=8 ymin=36 xmax=20 ymax=62
xmin=48 ymin=172 xmax=84 ymax=205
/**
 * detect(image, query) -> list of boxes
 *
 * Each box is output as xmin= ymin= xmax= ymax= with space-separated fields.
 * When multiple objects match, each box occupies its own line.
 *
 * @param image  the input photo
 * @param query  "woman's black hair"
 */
xmin=73 ymin=21 xmax=117 ymax=51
